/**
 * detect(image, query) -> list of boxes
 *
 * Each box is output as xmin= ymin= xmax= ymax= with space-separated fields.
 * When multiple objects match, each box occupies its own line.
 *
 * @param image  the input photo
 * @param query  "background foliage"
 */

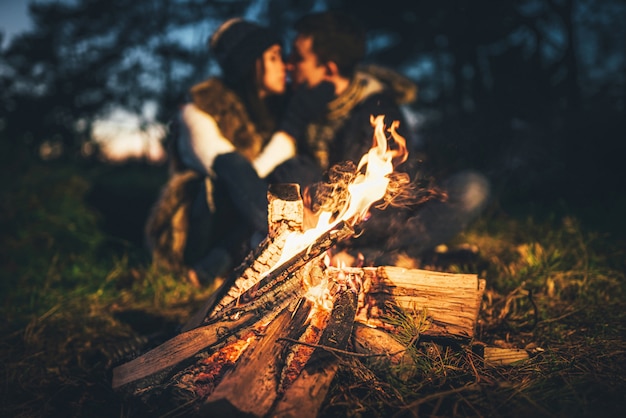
xmin=1 ymin=0 xmax=624 ymax=196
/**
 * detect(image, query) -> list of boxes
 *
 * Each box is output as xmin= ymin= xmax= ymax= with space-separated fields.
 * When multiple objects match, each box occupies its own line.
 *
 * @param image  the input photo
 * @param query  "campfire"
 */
xmin=112 ymin=116 xmax=486 ymax=417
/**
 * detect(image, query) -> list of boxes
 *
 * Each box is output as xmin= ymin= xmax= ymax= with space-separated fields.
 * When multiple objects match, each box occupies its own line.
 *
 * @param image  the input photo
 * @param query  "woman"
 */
xmin=146 ymin=18 xmax=295 ymax=286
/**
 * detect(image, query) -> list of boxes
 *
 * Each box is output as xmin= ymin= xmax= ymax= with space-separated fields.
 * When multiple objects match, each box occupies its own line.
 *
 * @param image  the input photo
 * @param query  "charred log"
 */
xmin=197 ymin=290 xmax=358 ymax=418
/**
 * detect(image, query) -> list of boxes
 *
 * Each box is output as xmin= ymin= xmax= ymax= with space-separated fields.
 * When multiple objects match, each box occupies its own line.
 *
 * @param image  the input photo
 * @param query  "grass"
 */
xmin=1 ymin=157 xmax=625 ymax=417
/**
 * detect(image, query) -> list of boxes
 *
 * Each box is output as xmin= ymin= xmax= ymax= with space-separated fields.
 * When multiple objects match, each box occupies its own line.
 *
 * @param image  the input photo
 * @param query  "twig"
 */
xmin=277 ymin=337 xmax=406 ymax=359
xmin=394 ymin=384 xmax=480 ymax=418
xmin=538 ymin=306 xmax=585 ymax=325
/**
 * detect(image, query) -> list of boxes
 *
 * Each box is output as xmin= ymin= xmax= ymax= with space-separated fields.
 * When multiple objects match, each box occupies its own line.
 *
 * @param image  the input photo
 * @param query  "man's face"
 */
xmin=288 ymin=34 xmax=327 ymax=88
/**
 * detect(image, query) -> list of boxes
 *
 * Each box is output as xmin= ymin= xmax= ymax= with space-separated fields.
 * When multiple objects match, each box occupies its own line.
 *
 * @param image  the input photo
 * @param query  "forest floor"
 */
xmin=1 ymin=158 xmax=625 ymax=418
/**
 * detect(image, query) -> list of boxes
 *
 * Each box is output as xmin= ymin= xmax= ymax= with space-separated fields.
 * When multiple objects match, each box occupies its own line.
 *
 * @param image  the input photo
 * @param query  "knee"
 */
xmin=213 ymin=151 xmax=248 ymax=172
xmin=447 ymin=170 xmax=491 ymax=214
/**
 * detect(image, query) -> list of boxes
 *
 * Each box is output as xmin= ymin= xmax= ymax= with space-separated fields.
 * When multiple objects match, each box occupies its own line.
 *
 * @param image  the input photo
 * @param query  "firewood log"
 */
xmin=198 ymin=290 xmax=357 ymax=418
xmin=198 ymin=302 xmax=298 ymax=417
xmin=181 ymin=184 xmax=305 ymax=332
xmin=272 ymin=290 xmax=357 ymax=418
xmin=328 ymin=266 xmax=485 ymax=340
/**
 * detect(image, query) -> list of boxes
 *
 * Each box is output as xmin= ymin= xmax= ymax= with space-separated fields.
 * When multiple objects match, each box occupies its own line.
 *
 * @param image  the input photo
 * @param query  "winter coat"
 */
xmin=144 ymin=78 xmax=271 ymax=272
xmin=188 ymin=78 xmax=271 ymax=162
xmin=302 ymin=64 xmax=417 ymax=171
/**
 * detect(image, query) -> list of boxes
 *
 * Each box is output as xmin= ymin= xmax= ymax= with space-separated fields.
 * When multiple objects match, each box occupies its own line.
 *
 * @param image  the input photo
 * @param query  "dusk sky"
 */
xmin=0 ymin=0 xmax=31 ymax=48
xmin=0 ymin=0 xmax=165 ymax=162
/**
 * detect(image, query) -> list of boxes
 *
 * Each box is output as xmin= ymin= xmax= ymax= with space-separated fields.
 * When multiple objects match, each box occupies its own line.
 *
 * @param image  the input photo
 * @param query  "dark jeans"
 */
xmin=187 ymin=152 xmax=269 ymax=282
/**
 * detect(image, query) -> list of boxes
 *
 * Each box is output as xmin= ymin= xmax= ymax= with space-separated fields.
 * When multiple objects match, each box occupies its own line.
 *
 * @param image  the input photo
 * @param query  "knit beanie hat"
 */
xmin=209 ymin=18 xmax=281 ymax=81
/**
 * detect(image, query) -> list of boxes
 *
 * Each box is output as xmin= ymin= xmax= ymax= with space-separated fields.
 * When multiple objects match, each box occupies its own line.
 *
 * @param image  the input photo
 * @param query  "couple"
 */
xmin=146 ymin=11 xmax=490 ymax=286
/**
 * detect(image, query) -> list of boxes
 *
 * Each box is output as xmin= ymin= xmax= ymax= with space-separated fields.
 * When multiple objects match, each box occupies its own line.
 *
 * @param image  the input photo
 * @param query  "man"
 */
xmin=286 ymin=12 xmax=414 ymax=169
xmin=255 ymin=11 xmax=417 ymax=182
xmin=263 ymin=11 xmax=490 ymax=266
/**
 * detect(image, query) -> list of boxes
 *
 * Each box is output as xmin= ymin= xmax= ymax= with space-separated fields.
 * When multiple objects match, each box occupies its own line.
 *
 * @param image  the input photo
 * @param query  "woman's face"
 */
xmin=258 ymin=44 xmax=286 ymax=97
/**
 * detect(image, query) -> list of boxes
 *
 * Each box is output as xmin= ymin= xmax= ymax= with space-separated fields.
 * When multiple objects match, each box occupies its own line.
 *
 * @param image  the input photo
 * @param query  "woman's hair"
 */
xmin=210 ymin=18 xmax=284 ymax=141
xmin=225 ymin=56 xmax=284 ymax=141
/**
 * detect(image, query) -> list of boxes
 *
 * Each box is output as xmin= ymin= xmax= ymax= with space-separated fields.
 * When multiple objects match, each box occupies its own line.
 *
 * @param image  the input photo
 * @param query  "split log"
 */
xmin=196 ymin=302 xmax=298 ymax=417
xmin=181 ymin=183 xmax=305 ymax=333
xmin=111 ymin=311 xmax=268 ymax=390
xmin=482 ymin=346 xmax=529 ymax=367
xmin=112 ymin=259 xmax=315 ymax=390
xmin=328 ymin=266 xmax=486 ymax=340
xmin=271 ymin=290 xmax=357 ymax=418
xmin=198 ymin=262 xmax=335 ymax=417
xmin=112 ymin=221 xmax=353 ymax=391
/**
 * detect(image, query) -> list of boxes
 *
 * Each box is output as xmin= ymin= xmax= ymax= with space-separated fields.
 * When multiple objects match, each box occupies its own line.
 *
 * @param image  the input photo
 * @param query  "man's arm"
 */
xmin=251 ymin=132 xmax=297 ymax=178
xmin=252 ymin=82 xmax=336 ymax=178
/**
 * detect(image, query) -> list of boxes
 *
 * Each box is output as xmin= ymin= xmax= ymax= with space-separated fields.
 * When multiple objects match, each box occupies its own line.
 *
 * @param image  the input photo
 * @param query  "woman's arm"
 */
xmin=251 ymin=131 xmax=296 ymax=178
xmin=177 ymin=103 xmax=235 ymax=176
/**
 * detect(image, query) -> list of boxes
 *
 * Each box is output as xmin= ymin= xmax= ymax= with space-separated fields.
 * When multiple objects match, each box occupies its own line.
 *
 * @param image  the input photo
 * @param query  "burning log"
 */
xmin=271 ymin=290 xmax=357 ymax=418
xmin=112 ymin=116 xmax=487 ymax=416
xmin=113 ymin=264 xmax=315 ymax=392
xmin=198 ymin=289 xmax=357 ymax=418
xmin=195 ymin=302 xmax=297 ymax=417
xmin=112 ymin=181 xmax=355 ymax=390
xmin=181 ymin=183 xmax=306 ymax=333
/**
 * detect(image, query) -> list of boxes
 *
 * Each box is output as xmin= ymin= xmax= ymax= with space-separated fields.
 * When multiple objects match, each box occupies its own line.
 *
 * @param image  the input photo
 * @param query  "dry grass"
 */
xmin=320 ymin=214 xmax=626 ymax=418
xmin=2 ymin=162 xmax=625 ymax=417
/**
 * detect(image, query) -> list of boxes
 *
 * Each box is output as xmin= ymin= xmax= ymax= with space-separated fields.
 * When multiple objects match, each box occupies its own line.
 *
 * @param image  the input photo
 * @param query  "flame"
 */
xmin=264 ymin=115 xmax=408 ymax=278
xmin=303 ymin=279 xmax=334 ymax=313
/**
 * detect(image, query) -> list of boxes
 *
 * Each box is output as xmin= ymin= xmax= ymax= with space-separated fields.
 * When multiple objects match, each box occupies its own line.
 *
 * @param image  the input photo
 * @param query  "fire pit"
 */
xmin=112 ymin=116 xmax=486 ymax=417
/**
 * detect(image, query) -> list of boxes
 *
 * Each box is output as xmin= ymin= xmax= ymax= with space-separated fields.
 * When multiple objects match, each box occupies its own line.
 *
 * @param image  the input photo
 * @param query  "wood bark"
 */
xmin=271 ymin=290 xmax=357 ymax=418
xmin=197 ymin=303 xmax=298 ymax=417
xmin=352 ymin=323 xmax=414 ymax=373
xmin=181 ymin=184 xmax=305 ymax=332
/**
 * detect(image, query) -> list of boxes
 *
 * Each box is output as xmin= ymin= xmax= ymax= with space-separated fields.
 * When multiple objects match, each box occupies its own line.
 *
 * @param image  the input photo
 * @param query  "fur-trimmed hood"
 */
xmin=326 ymin=65 xmax=417 ymax=121
xmin=189 ymin=77 xmax=268 ymax=161
xmin=359 ymin=64 xmax=418 ymax=105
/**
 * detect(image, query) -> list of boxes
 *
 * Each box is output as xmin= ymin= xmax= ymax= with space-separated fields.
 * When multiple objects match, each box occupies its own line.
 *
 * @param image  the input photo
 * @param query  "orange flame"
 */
xmin=264 ymin=116 xmax=408 ymax=279
xmin=341 ymin=115 xmax=407 ymax=224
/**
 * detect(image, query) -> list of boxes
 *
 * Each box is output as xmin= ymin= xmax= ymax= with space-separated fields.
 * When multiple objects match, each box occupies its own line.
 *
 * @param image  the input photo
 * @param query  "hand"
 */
xmin=279 ymin=81 xmax=336 ymax=140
